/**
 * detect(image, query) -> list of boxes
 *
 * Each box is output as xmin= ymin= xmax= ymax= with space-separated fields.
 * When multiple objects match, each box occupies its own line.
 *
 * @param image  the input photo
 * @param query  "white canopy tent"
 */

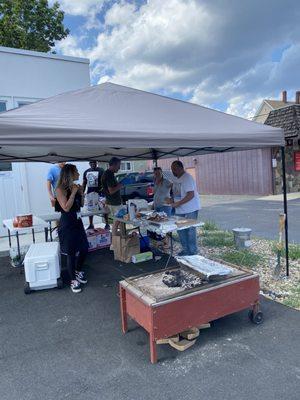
xmin=0 ymin=82 xmax=284 ymax=162
xmin=0 ymin=82 xmax=289 ymax=275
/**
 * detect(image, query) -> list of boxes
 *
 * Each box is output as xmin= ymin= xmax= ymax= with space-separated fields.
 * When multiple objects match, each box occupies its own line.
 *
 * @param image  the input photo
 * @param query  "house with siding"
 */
xmin=253 ymin=90 xmax=296 ymax=123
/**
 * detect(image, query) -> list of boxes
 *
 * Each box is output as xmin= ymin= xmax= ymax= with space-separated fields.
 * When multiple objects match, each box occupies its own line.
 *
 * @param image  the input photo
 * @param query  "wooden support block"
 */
xmin=168 ymin=338 xmax=196 ymax=352
xmin=156 ymin=335 xmax=179 ymax=345
xmin=180 ymin=327 xmax=200 ymax=340
xmin=198 ymin=323 xmax=211 ymax=330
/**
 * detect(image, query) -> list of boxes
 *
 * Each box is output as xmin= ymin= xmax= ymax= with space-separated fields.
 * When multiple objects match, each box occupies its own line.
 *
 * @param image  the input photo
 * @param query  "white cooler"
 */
xmin=23 ymin=242 xmax=62 ymax=294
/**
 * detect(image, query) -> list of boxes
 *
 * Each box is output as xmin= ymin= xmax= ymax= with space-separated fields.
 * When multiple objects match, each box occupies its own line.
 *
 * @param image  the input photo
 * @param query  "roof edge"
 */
xmin=0 ymin=46 xmax=89 ymax=64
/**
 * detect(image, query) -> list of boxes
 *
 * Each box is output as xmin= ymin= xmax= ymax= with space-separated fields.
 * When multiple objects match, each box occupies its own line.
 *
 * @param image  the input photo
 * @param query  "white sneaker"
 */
xmin=70 ymin=280 xmax=81 ymax=293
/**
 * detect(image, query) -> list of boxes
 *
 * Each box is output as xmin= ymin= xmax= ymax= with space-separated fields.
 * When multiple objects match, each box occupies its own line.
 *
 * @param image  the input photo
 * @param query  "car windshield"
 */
xmin=137 ymin=172 xmax=154 ymax=183
xmin=116 ymin=173 xmax=138 ymax=182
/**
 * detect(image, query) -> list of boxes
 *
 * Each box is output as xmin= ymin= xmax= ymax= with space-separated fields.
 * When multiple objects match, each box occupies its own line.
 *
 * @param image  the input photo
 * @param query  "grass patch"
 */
xmin=218 ymin=250 xmax=263 ymax=269
xmin=289 ymin=244 xmax=300 ymax=260
xmin=202 ymin=220 xmax=218 ymax=231
xmin=283 ymin=286 xmax=300 ymax=309
xmin=271 ymin=242 xmax=300 ymax=261
xmin=201 ymin=231 xmax=234 ymax=247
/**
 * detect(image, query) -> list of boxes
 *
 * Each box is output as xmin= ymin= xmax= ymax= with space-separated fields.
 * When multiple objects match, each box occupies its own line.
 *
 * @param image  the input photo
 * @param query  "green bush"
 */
xmin=218 ymin=250 xmax=263 ymax=269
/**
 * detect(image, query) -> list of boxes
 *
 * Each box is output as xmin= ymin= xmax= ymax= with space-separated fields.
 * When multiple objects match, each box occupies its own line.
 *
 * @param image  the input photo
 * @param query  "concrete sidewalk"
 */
xmin=0 ymin=249 xmax=299 ymax=400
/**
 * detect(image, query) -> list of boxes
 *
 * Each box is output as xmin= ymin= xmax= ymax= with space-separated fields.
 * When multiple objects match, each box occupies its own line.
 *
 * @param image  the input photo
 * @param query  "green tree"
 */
xmin=0 ymin=0 xmax=69 ymax=52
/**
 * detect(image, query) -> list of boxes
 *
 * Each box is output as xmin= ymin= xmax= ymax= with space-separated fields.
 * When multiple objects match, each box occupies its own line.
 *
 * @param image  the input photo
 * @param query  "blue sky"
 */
xmin=52 ymin=0 xmax=300 ymax=118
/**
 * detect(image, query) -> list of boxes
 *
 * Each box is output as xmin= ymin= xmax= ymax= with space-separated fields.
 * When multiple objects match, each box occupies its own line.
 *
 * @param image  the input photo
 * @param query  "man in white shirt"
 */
xmin=168 ymin=160 xmax=201 ymax=256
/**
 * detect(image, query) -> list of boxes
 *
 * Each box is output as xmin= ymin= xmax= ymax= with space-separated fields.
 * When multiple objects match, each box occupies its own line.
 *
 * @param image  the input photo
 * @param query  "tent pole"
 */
xmin=281 ymin=146 xmax=289 ymax=276
xmin=151 ymin=149 xmax=158 ymax=167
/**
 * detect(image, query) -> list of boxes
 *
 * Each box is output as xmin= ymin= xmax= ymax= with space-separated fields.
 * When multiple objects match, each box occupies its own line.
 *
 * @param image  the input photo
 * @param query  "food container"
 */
xmin=16 ymin=214 xmax=33 ymax=228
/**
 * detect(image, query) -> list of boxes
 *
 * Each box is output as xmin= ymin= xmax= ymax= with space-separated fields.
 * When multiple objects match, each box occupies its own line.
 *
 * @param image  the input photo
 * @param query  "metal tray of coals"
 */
xmin=125 ymin=264 xmax=250 ymax=303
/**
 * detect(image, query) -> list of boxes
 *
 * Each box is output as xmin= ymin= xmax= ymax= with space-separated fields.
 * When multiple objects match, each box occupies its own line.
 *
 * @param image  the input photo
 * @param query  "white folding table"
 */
xmin=3 ymin=216 xmax=49 ymax=263
xmin=40 ymin=209 xmax=106 ymax=241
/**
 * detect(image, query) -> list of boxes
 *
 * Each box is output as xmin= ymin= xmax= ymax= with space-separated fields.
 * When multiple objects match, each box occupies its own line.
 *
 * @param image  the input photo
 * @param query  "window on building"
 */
xmin=120 ymin=161 xmax=132 ymax=172
xmin=0 ymin=162 xmax=12 ymax=171
xmin=0 ymin=101 xmax=7 ymax=113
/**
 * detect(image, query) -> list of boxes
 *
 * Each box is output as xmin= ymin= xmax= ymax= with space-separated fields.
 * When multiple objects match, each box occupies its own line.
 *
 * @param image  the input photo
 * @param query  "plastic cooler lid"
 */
xmin=25 ymin=242 xmax=60 ymax=259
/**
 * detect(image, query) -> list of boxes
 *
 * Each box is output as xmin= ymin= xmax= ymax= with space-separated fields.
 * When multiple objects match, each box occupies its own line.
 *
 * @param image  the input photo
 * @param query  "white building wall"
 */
xmin=0 ymin=46 xmax=91 ymax=235
xmin=25 ymin=162 xmax=89 ymax=217
xmin=0 ymin=46 xmax=90 ymax=99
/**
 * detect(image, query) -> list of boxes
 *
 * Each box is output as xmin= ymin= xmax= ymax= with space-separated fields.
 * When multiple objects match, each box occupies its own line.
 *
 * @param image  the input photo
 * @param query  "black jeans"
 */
xmin=67 ymin=250 xmax=88 ymax=281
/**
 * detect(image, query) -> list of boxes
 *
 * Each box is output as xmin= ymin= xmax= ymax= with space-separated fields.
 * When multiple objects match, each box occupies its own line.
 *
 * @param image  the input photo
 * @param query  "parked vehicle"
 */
xmin=116 ymin=172 xmax=154 ymax=202
xmin=116 ymin=171 xmax=173 ymax=202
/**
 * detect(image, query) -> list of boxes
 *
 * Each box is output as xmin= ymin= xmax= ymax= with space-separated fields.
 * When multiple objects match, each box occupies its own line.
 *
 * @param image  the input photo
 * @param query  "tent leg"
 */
xmin=281 ymin=146 xmax=289 ymax=276
xmin=151 ymin=149 xmax=158 ymax=167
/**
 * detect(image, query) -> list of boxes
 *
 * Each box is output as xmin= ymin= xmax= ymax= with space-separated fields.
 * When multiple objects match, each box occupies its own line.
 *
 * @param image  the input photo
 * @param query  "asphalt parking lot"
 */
xmin=0 ymin=249 xmax=299 ymax=400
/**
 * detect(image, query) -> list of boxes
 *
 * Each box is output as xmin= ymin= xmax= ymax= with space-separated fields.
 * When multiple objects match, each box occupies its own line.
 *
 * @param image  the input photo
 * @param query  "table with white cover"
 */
xmin=113 ymin=215 xmax=204 ymax=267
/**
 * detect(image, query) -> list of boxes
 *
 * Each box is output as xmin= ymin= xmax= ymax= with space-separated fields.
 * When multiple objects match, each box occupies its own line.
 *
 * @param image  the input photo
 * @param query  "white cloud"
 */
xmin=98 ymin=63 xmax=192 ymax=92
xmin=105 ymin=1 xmax=136 ymax=26
xmin=55 ymin=35 xmax=87 ymax=58
xmin=55 ymin=0 xmax=300 ymax=118
xmin=57 ymin=0 xmax=104 ymax=17
xmin=226 ymin=97 xmax=264 ymax=120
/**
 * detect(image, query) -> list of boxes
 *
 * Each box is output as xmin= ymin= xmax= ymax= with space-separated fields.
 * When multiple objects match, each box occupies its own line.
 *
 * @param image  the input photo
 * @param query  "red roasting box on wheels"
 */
xmin=119 ymin=266 xmax=261 ymax=364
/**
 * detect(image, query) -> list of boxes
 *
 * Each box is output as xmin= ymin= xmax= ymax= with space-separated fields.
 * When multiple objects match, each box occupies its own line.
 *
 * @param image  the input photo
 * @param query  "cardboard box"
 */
xmin=112 ymin=233 xmax=140 ymax=263
xmin=86 ymin=228 xmax=111 ymax=252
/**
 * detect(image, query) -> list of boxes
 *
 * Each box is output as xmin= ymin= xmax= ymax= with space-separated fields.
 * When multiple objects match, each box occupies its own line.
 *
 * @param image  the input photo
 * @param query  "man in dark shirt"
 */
xmin=101 ymin=157 xmax=123 ymax=236
xmin=83 ymin=160 xmax=109 ymax=230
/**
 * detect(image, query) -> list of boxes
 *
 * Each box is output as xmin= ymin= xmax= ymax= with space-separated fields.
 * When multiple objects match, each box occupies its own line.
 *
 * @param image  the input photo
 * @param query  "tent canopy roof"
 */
xmin=0 ymin=82 xmax=284 ymax=162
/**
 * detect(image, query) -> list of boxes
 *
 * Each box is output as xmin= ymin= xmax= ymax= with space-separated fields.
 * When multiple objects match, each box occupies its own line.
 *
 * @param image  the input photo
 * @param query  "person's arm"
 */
xmin=47 ymin=180 xmax=56 ymax=206
xmin=56 ymin=186 xmax=78 ymax=212
xmin=77 ymin=185 xmax=85 ymax=206
xmin=171 ymin=191 xmax=194 ymax=208
xmin=108 ymin=182 xmax=123 ymax=195
xmin=107 ymin=173 xmax=123 ymax=194
xmin=168 ymin=175 xmax=195 ymax=208
xmin=82 ymin=170 xmax=87 ymax=193
xmin=164 ymin=182 xmax=174 ymax=203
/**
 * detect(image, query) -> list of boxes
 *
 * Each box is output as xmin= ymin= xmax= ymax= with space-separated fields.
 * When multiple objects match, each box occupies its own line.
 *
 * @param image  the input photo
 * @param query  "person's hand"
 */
xmin=164 ymin=197 xmax=172 ymax=205
xmin=77 ymin=184 xmax=83 ymax=195
xmin=71 ymin=184 xmax=79 ymax=194
xmin=50 ymin=197 xmax=56 ymax=207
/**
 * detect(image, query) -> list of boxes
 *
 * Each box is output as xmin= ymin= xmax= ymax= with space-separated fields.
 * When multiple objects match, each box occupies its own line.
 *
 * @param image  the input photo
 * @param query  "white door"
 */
xmin=0 ymin=162 xmax=29 ymax=236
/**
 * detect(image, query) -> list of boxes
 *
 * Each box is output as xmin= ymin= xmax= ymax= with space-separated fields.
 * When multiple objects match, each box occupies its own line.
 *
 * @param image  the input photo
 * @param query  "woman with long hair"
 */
xmin=56 ymin=164 xmax=89 ymax=293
